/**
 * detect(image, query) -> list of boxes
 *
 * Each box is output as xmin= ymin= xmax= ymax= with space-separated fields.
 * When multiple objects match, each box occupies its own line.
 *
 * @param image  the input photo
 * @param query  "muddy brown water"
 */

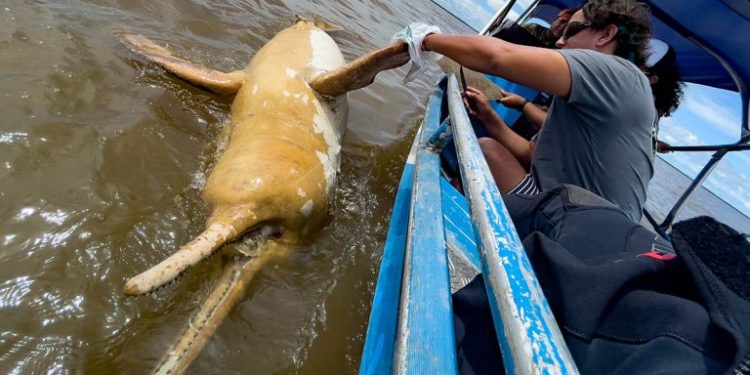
xmin=0 ymin=0 xmax=471 ymax=373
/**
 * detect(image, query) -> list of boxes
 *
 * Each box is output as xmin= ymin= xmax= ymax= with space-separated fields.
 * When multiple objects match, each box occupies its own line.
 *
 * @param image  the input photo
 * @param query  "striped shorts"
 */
xmin=507 ymin=173 xmax=540 ymax=195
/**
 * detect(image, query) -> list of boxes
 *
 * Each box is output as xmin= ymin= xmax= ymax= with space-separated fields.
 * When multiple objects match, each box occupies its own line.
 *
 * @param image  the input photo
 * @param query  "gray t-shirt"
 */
xmin=531 ymin=49 xmax=656 ymax=222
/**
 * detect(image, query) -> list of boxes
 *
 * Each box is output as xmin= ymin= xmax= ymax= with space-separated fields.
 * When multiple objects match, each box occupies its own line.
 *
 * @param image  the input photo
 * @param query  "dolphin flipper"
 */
xmin=118 ymin=32 xmax=243 ymax=95
xmin=308 ymin=43 xmax=410 ymax=97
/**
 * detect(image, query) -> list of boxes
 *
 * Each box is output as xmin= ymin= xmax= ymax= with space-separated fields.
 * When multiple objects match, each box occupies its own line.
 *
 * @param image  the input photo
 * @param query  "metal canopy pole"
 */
xmin=660 ymin=133 xmax=750 ymax=232
xmin=660 ymin=149 xmax=729 ymax=232
xmin=665 ymin=143 xmax=750 ymax=152
xmin=479 ymin=0 xmax=519 ymax=35
xmin=446 ymin=75 xmax=578 ymax=375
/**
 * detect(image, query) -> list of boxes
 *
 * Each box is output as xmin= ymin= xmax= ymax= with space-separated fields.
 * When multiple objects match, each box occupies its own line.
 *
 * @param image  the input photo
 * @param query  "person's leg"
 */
xmin=478 ymin=137 xmax=528 ymax=193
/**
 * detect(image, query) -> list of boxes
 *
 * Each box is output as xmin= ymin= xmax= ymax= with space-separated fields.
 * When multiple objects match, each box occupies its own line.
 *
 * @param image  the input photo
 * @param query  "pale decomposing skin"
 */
xmin=120 ymin=21 xmax=408 ymax=295
xmin=119 ymin=18 xmax=409 ymax=375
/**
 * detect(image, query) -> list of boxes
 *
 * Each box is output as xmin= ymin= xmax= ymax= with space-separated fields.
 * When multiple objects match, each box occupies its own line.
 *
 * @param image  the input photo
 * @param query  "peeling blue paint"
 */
xmin=396 ymin=85 xmax=458 ymax=374
xmin=446 ymin=75 xmax=577 ymax=375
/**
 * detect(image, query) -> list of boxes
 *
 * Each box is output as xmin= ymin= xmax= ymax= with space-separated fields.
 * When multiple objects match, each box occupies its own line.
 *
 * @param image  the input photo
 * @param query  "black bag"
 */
xmin=453 ymin=185 xmax=750 ymax=374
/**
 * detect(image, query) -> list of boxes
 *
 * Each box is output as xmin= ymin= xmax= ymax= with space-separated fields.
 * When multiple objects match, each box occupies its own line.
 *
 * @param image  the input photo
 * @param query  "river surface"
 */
xmin=646 ymin=157 xmax=750 ymax=234
xmin=0 ymin=0 xmax=471 ymax=373
xmin=3 ymin=1 xmax=749 ymax=374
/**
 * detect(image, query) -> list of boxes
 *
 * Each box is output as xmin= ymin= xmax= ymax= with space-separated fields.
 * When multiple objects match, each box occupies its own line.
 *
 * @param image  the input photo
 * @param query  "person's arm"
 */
xmin=464 ymin=87 xmax=534 ymax=169
xmin=423 ymin=33 xmax=571 ymax=98
xmin=522 ymin=103 xmax=548 ymax=131
xmin=499 ymin=90 xmax=548 ymax=130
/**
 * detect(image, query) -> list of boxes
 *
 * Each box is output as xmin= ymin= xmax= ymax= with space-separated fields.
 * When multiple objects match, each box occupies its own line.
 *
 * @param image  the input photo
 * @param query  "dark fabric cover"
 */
xmin=453 ymin=185 xmax=750 ymax=374
xmin=493 ymin=23 xmax=548 ymax=48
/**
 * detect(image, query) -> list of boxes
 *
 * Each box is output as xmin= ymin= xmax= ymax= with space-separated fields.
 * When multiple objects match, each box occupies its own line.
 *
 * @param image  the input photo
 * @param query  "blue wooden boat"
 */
xmin=360 ymin=0 xmax=750 ymax=373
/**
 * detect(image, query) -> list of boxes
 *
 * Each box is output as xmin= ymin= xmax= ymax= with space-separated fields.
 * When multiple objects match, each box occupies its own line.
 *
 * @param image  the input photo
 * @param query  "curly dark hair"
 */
xmin=649 ymin=46 xmax=684 ymax=117
xmin=582 ymin=0 xmax=652 ymax=66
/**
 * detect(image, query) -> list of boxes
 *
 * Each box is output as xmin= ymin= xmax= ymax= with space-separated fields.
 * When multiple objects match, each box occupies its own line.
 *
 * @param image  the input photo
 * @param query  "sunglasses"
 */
xmin=560 ymin=21 xmax=592 ymax=40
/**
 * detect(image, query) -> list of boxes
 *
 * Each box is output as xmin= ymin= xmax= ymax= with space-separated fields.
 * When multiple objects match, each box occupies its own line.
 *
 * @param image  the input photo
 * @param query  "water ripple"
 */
xmin=0 ymin=0 xmax=473 ymax=373
xmin=0 ymin=276 xmax=33 ymax=309
xmin=0 ymin=132 xmax=29 ymax=144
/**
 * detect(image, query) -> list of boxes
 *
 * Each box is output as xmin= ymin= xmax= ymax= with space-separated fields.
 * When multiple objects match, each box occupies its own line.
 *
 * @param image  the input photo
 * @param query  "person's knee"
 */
xmin=478 ymin=137 xmax=512 ymax=163
xmin=476 ymin=137 xmax=527 ymax=192
xmin=478 ymin=137 xmax=498 ymax=148
xmin=478 ymin=137 xmax=501 ymax=156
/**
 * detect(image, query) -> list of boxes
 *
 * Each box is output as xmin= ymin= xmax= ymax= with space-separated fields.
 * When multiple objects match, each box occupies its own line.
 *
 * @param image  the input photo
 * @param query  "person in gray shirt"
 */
xmin=416 ymin=0 xmax=655 ymax=222
xmin=531 ymin=49 xmax=655 ymax=222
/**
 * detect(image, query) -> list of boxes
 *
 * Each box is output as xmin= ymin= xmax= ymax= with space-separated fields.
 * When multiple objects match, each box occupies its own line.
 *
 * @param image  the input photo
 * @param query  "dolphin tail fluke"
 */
xmin=308 ymin=43 xmax=410 ymax=97
xmin=152 ymin=245 xmax=283 ymax=375
xmin=124 ymin=221 xmax=241 ymax=296
xmin=117 ymin=31 xmax=244 ymax=95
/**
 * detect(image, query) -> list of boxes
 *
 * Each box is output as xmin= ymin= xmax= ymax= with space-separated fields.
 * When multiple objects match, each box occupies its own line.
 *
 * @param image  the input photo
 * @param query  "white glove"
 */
xmin=391 ymin=23 xmax=441 ymax=83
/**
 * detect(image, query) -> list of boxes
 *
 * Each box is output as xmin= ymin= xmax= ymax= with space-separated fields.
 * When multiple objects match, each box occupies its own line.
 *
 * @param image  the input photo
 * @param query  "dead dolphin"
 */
xmin=121 ymin=19 xmax=408 ymax=295
xmin=118 ymin=17 xmax=409 ymax=374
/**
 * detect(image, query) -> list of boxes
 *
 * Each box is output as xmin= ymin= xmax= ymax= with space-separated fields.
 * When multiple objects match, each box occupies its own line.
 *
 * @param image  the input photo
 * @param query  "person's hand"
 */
xmin=463 ymin=87 xmax=495 ymax=123
xmin=656 ymin=140 xmax=672 ymax=153
xmin=498 ymin=89 xmax=527 ymax=110
xmin=391 ymin=23 xmax=441 ymax=83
